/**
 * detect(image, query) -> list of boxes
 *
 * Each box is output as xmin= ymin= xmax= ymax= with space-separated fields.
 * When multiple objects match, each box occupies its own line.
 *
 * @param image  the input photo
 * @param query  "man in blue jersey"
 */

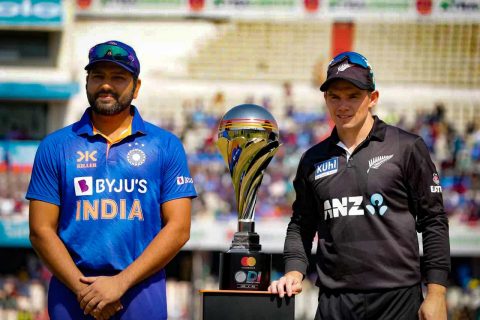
xmin=27 ymin=40 xmax=197 ymax=320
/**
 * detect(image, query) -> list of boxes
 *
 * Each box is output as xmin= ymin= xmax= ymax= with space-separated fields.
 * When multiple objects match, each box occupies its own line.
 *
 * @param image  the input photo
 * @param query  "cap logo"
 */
xmin=337 ymin=62 xmax=352 ymax=74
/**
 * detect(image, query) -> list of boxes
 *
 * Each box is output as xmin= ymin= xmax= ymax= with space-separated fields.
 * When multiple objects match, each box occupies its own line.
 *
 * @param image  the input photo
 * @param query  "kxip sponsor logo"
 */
xmin=77 ymin=150 xmax=97 ymax=169
xmin=315 ymin=157 xmax=338 ymax=180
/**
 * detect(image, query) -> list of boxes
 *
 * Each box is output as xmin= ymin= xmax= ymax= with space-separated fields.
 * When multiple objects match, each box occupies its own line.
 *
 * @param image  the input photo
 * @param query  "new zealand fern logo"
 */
xmin=367 ymin=154 xmax=394 ymax=174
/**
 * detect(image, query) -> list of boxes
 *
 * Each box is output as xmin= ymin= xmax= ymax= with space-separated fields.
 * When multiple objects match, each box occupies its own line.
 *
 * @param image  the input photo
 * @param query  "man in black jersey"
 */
xmin=268 ymin=52 xmax=450 ymax=320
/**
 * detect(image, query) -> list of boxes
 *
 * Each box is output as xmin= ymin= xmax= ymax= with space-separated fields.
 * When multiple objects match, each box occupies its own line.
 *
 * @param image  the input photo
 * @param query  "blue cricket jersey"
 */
xmin=27 ymin=106 xmax=197 ymax=272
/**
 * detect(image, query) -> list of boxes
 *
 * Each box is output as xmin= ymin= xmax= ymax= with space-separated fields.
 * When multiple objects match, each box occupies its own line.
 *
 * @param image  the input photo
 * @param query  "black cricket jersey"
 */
xmin=284 ymin=116 xmax=450 ymax=290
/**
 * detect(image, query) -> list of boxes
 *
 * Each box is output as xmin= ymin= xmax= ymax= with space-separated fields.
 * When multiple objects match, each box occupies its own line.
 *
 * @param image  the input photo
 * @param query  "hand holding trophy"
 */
xmin=216 ymin=104 xmax=280 ymax=290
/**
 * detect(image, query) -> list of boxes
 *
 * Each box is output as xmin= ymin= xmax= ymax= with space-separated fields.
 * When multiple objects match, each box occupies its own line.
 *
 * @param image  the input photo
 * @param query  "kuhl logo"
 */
xmin=315 ymin=157 xmax=338 ymax=180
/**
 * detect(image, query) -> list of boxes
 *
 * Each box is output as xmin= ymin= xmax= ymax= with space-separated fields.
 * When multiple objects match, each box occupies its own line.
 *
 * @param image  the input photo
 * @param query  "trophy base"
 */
xmin=230 ymin=221 xmax=261 ymax=251
xmin=219 ymin=251 xmax=271 ymax=291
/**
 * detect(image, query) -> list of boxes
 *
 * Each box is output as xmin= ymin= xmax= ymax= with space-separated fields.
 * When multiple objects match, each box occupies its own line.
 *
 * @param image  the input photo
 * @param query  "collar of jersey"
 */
xmin=73 ymin=105 xmax=146 ymax=137
xmin=328 ymin=116 xmax=387 ymax=148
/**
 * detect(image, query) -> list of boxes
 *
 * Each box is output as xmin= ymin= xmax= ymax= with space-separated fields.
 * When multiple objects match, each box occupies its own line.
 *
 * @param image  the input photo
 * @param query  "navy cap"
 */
xmin=85 ymin=40 xmax=140 ymax=77
xmin=320 ymin=52 xmax=375 ymax=92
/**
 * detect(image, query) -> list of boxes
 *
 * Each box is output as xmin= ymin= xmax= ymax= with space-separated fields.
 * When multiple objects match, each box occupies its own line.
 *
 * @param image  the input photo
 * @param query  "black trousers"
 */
xmin=314 ymin=284 xmax=423 ymax=320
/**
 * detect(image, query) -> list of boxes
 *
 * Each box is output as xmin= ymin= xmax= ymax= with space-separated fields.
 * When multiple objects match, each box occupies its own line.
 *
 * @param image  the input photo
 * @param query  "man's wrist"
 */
xmin=285 ymin=271 xmax=304 ymax=282
xmin=115 ymin=271 xmax=133 ymax=293
xmin=426 ymin=283 xmax=447 ymax=296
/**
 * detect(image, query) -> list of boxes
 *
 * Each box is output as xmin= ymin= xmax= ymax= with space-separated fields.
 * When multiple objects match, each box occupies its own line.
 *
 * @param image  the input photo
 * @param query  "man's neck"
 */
xmin=91 ymin=106 xmax=133 ymax=140
xmin=337 ymin=115 xmax=375 ymax=152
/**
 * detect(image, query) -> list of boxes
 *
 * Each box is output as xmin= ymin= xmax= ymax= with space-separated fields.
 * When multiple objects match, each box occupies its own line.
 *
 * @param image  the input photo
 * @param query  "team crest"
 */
xmin=127 ymin=148 xmax=146 ymax=167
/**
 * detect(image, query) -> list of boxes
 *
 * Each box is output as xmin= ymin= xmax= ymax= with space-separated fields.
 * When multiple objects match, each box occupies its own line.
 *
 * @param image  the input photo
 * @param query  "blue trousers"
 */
xmin=48 ymin=271 xmax=167 ymax=320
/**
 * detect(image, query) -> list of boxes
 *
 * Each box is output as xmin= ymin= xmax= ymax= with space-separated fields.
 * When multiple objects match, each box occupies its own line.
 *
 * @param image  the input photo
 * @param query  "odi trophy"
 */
xmin=216 ymin=104 xmax=280 ymax=291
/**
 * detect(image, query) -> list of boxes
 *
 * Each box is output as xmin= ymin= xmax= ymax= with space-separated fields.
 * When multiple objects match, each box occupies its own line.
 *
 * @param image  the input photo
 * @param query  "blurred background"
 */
xmin=0 ymin=0 xmax=480 ymax=319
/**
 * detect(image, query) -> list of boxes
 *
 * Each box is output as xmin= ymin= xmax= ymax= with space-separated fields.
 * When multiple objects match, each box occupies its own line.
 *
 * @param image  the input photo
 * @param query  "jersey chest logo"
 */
xmin=367 ymin=154 xmax=393 ymax=173
xmin=315 ymin=157 xmax=338 ymax=180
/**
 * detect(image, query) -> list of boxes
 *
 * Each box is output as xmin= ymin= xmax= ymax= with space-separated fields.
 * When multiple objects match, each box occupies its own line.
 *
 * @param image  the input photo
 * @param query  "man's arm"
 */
xmin=406 ymin=138 xmax=450 ymax=320
xmin=269 ymin=154 xmax=317 ymax=297
xmin=78 ymin=197 xmax=192 ymax=314
xmin=29 ymin=200 xmax=86 ymax=294
xmin=30 ymin=200 xmax=122 ymax=320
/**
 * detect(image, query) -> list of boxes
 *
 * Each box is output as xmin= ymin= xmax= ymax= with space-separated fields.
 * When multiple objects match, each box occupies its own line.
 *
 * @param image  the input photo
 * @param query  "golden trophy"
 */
xmin=216 ymin=104 xmax=280 ymax=290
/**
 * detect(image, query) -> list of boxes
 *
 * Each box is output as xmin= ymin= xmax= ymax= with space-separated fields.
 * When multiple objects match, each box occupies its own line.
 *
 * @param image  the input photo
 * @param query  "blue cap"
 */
xmin=85 ymin=40 xmax=140 ymax=77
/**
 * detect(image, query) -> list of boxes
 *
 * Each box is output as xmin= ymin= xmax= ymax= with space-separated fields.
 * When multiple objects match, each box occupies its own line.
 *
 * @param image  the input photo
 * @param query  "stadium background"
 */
xmin=0 ymin=0 xmax=479 ymax=319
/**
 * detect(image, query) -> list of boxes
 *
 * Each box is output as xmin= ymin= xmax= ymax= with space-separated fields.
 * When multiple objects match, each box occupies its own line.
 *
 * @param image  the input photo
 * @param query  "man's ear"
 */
xmin=133 ymin=78 xmax=142 ymax=99
xmin=368 ymin=90 xmax=379 ymax=108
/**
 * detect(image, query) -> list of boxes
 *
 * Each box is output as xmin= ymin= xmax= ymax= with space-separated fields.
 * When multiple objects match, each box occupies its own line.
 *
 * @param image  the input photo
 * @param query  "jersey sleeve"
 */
xmin=284 ymin=154 xmax=318 ymax=276
xmin=159 ymin=136 xmax=197 ymax=204
xmin=406 ymin=137 xmax=450 ymax=287
xmin=25 ymin=138 xmax=61 ymax=206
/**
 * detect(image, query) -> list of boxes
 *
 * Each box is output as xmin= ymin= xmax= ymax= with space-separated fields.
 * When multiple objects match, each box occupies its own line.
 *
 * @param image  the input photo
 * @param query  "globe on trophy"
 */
xmin=216 ymin=104 xmax=280 ymax=291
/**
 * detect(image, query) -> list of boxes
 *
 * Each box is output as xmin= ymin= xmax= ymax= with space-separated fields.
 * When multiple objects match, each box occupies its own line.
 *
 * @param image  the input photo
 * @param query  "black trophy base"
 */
xmin=219 ymin=251 xmax=271 ymax=291
xmin=200 ymin=290 xmax=295 ymax=320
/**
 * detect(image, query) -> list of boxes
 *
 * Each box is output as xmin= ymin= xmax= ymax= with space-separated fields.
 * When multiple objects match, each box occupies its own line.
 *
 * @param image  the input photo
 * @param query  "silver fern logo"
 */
xmin=367 ymin=154 xmax=393 ymax=173
xmin=336 ymin=62 xmax=352 ymax=73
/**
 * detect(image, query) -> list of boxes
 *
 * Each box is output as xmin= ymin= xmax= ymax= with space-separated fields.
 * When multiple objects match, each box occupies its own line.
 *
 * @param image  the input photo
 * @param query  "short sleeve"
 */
xmin=25 ymin=139 xmax=61 ymax=206
xmin=159 ymin=137 xmax=197 ymax=203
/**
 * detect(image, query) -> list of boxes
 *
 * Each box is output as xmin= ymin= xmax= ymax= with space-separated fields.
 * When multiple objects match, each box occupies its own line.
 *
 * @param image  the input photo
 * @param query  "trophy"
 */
xmin=216 ymin=104 xmax=280 ymax=291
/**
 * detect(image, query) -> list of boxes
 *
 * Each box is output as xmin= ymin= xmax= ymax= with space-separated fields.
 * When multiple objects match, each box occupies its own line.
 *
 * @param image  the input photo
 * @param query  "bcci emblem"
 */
xmin=127 ymin=148 xmax=146 ymax=167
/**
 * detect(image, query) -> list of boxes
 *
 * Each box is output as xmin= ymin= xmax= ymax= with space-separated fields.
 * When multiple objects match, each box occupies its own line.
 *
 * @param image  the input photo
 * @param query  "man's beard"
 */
xmin=87 ymin=88 xmax=134 ymax=116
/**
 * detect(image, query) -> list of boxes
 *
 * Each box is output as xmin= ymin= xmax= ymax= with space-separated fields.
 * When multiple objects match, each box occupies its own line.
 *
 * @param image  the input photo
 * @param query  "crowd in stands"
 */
xmin=0 ymin=254 xmax=50 ymax=320
xmin=178 ymin=96 xmax=480 ymax=228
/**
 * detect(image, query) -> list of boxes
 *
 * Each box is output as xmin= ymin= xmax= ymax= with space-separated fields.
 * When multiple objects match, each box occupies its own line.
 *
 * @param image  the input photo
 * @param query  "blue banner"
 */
xmin=0 ymin=0 xmax=63 ymax=26
xmin=0 ymin=219 xmax=30 ymax=247
xmin=0 ymin=82 xmax=79 ymax=100
xmin=0 ymin=141 xmax=6 ymax=170
xmin=6 ymin=140 xmax=39 ymax=168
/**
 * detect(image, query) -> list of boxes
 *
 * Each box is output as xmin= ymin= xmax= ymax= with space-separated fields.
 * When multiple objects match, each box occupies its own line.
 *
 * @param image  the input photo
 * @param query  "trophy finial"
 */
xmin=217 ymin=104 xmax=280 ymax=223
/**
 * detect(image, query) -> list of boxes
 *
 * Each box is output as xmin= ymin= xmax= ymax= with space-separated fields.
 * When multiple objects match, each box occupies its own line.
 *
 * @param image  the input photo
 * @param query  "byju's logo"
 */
xmin=366 ymin=193 xmax=388 ymax=216
xmin=74 ymin=177 xmax=93 ymax=196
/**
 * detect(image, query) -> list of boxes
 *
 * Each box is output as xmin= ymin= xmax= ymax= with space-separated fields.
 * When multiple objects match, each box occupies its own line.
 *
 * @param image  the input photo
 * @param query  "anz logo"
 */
xmin=366 ymin=193 xmax=388 ymax=216
xmin=324 ymin=193 xmax=389 ymax=220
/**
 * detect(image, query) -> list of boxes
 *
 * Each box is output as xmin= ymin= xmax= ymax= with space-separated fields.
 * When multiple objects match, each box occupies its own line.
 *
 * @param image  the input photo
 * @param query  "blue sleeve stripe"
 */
xmin=25 ymin=193 xmax=61 ymax=206
xmin=160 ymin=192 xmax=198 ymax=204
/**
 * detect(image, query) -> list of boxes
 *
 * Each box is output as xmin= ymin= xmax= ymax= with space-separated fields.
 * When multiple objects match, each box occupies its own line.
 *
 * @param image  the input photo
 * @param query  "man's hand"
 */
xmin=418 ymin=283 xmax=447 ymax=320
xmin=77 ymin=275 xmax=128 ymax=317
xmin=90 ymin=301 xmax=123 ymax=320
xmin=268 ymin=271 xmax=303 ymax=298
